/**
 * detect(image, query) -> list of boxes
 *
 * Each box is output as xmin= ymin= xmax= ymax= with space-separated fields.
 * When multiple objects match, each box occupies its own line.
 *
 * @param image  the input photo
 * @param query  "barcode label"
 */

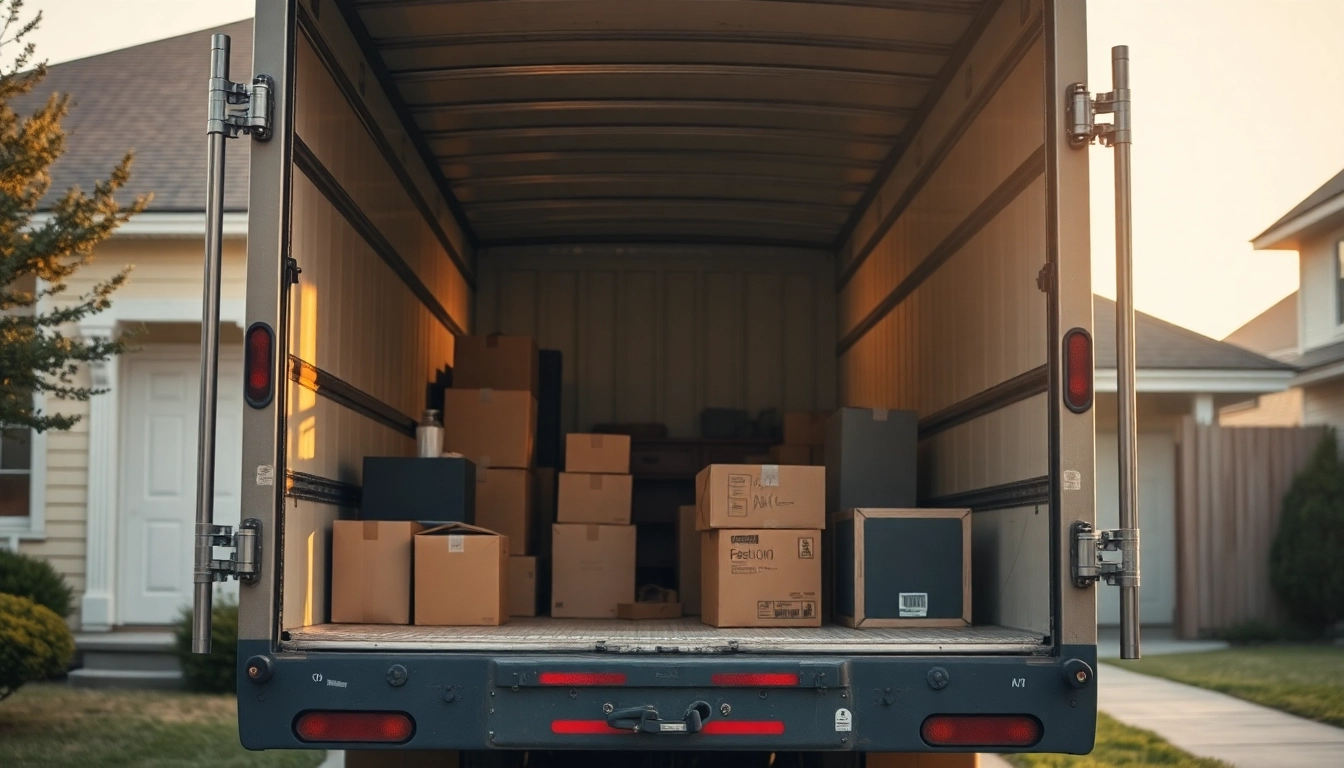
xmin=899 ymin=592 xmax=928 ymax=618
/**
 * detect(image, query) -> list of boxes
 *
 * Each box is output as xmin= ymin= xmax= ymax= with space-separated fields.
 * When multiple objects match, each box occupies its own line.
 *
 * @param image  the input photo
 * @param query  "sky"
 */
xmin=24 ymin=0 xmax=1344 ymax=341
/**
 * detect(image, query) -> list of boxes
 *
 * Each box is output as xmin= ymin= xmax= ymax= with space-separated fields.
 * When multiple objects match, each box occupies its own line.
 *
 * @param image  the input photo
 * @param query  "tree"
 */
xmin=1270 ymin=431 xmax=1344 ymax=631
xmin=0 ymin=0 xmax=148 ymax=432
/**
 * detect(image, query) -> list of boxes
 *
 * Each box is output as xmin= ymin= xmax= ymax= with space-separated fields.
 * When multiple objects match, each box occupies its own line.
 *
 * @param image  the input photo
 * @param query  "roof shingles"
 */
xmin=1093 ymin=295 xmax=1292 ymax=371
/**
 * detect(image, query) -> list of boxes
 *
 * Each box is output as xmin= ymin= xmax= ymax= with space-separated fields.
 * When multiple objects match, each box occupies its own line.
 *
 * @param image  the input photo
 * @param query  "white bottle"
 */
xmin=416 ymin=409 xmax=443 ymax=458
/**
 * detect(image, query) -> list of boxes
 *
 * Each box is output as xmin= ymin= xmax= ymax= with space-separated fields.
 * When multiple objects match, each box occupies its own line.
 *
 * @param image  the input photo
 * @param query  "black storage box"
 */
xmin=825 ymin=407 xmax=917 ymax=511
xmin=360 ymin=456 xmax=476 ymax=524
xmin=833 ymin=508 xmax=970 ymax=628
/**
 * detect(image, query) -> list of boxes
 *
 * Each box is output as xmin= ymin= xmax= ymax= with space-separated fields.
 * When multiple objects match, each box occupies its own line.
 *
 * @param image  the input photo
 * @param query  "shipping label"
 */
xmin=756 ymin=600 xmax=818 ymax=620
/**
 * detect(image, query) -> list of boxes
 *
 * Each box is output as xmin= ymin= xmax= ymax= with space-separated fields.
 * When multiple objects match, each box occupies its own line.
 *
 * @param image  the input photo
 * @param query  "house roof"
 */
xmin=9 ymin=18 xmax=252 ymax=213
xmin=1222 ymin=291 xmax=1298 ymax=361
xmin=1093 ymin=295 xmax=1293 ymax=372
xmin=1252 ymin=167 xmax=1344 ymax=250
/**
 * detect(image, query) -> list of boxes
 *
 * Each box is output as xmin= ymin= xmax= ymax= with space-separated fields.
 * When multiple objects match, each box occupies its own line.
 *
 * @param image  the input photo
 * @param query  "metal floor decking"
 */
xmin=285 ymin=618 xmax=1048 ymax=654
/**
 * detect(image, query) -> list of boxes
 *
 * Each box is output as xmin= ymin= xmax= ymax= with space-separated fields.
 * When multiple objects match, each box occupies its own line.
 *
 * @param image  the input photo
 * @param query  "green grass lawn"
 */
xmin=0 ymin=683 xmax=324 ymax=767
xmin=1114 ymin=644 xmax=1344 ymax=728
xmin=1005 ymin=713 xmax=1228 ymax=767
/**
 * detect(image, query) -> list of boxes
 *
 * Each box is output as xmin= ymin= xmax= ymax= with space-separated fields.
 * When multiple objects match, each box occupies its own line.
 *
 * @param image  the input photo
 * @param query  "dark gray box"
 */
xmin=833 ymin=508 xmax=970 ymax=628
xmin=824 ymin=407 xmax=917 ymax=511
xmin=361 ymin=457 xmax=476 ymax=524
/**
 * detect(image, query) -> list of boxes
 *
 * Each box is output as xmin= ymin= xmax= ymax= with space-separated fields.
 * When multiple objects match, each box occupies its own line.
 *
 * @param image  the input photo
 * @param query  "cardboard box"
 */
xmin=811 ymin=445 xmax=826 ymax=466
xmin=769 ymin=444 xmax=812 ymax=466
xmin=331 ymin=521 xmax=421 ymax=624
xmin=701 ymin=529 xmax=821 ymax=628
xmin=565 ymin=433 xmax=631 ymax=474
xmin=825 ymin=407 xmax=918 ymax=512
xmin=677 ymin=504 xmax=701 ymax=615
xmin=453 ymin=334 xmax=538 ymax=396
xmin=551 ymin=524 xmax=636 ymax=618
xmin=834 ymin=508 xmax=970 ymax=628
xmin=361 ymin=457 xmax=475 ymax=524
xmin=695 ymin=464 xmax=825 ymax=531
xmin=475 ymin=468 xmax=533 ymax=555
xmin=414 ymin=523 xmax=509 ymax=626
xmin=442 ymin=388 xmax=536 ymax=470
xmin=618 ymin=602 xmax=683 ymax=620
xmin=783 ymin=411 xmax=830 ymax=446
xmin=508 ymin=556 xmax=538 ymax=617
xmin=557 ymin=472 xmax=633 ymax=525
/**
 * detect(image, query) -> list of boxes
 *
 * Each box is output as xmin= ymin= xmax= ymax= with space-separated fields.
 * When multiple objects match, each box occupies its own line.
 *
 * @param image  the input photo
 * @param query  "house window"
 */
xmin=0 ymin=428 xmax=32 ymax=518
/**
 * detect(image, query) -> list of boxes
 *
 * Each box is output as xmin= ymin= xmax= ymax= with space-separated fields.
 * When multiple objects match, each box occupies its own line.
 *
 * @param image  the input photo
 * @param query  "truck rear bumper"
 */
xmin=237 ymin=641 xmax=1097 ymax=754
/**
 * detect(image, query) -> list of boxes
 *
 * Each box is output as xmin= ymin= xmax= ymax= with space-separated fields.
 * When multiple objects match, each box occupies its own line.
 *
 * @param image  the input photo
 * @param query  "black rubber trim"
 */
xmin=243 ymin=322 xmax=277 ymax=409
xmin=919 ymin=365 xmax=1049 ymax=439
xmin=288 ymin=354 xmax=418 ymax=438
xmin=836 ymin=144 xmax=1046 ymax=355
xmin=285 ymin=471 xmax=363 ymax=508
xmin=293 ymin=136 xmax=466 ymax=338
xmin=1043 ymin=0 xmax=1065 ymax=655
xmin=835 ymin=3 xmax=1044 ymax=289
xmin=298 ymin=2 xmax=476 ymax=286
xmin=922 ymin=476 xmax=1051 ymax=513
xmin=1062 ymin=327 xmax=1094 ymax=414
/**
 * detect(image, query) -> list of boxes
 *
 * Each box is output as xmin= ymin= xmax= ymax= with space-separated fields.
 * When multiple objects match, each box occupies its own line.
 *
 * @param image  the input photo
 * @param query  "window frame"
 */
xmin=0 ymin=393 xmax=47 ymax=540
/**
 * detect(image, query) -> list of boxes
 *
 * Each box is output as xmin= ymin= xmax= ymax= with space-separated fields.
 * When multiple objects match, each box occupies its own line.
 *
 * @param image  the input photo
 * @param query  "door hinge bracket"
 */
xmin=209 ymin=74 xmax=274 ymax=141
xmin=1070 ymin=521 xmax=1139 ymax=589
xmin=1066 ymin=82 xmax=1130 ymax=149
xmin=197 ymin=518 xmax=262 ymax=584
xmin=284 ymin=256 xmax=302 ymax=288
xmin=1036 ymin=261 xmax=1056 ymax=293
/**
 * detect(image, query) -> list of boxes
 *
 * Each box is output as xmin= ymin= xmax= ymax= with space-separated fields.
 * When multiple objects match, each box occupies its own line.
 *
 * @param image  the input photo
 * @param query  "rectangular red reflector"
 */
xmin=702 ymin=720 xmax=787 ymax=735
xmin=551 ymin=720 xmax=632 ymax=735
xmin=294 ymin=711 xmax=414 ymax=743
xmin=538 ymin=672 xmax=627 ymax=686
xmin=921 ymin=715 xmax=1041 ymax=748
xmin=710 ymin=672 xmax=799 ymax=687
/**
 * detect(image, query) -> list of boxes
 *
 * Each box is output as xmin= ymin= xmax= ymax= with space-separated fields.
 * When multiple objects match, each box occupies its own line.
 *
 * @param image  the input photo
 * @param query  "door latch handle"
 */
xmin=607 ymin=701 xmax=712 ymax=734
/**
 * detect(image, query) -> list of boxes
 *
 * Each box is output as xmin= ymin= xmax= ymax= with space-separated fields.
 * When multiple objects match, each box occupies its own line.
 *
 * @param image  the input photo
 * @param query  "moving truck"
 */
xmin=193 ymin=0 xmax=1142 ymax=761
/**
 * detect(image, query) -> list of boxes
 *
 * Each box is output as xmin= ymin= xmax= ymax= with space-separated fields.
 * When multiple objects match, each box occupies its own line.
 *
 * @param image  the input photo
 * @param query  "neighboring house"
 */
xmin=1253 ymin=168 xmax=1344 ymax=434
xmin=1219 ymin=291 xmax=1304 ymax=426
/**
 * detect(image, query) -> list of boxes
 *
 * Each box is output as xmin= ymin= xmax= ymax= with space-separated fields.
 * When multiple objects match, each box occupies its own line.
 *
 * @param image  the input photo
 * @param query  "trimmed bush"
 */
xmin=172 ymin=593 xmax=239 ymax=693
xmin=0 ymin=549 xmax=75 ymax=618
xmin=1270 ymin=431 xmax=1344 ymax=631
xmin=0 ymin=593 xmax=76 ymax=700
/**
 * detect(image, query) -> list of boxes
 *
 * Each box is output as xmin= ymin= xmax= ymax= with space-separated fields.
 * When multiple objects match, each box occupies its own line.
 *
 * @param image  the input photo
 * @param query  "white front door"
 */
xmin=117 ymin=346 xmax=243 ymax=625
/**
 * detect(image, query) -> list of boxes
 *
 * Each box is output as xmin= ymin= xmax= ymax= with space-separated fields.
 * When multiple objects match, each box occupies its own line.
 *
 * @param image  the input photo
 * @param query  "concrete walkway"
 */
xmin=1099 ymin=663 xmax=1344 ymax=767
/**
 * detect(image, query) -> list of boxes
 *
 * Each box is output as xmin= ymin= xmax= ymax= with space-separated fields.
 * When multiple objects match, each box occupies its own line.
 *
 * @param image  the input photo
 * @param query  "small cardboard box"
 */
xmin=677 ymin=505 xmax=701 ymax=615
xmin=783 ymin=411 xmax=830 ymax=446
xmin=702 ymin=529 xmax=821 ymax=628
xmin=453 ymin=334 xmax=538 ymax=396
xmin=618 ymin=602 xmax=683 ymax=620
xmin=414 ymin=523 xmax=509 ymax=626
xmin=825 ymin=407 xmax=918 ymax=511
xmin=443 ymin=388 xmax=536 ymax=470
xmin=695 ymin=464 xmax=825 ymax=530
xmin=508 ymin=556 xmax=538 ymax=617
xmin=551 ymin=524 xmax=636 ymax=618
xmin=361 ymin=457 xmax=475 ymax=524
xmin=557 ymin=472 xmax=633 ymax=525
xmin=833 ymin=509 xmax=970 ymax=628
xmin=769 ymin=444 xmax=812 ymax=466
xmin=332 ymin=521 xmax=421 ymax=624
xmin=475 ymin=468 xmax=533 ymax=555
xmin=565 ymin=433 xmax=631 ymax=474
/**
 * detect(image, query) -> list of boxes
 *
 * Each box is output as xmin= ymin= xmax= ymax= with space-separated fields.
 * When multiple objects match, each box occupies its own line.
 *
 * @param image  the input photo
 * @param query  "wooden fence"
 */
xmin=1175 ymin=418 xmax=1327 ymax=639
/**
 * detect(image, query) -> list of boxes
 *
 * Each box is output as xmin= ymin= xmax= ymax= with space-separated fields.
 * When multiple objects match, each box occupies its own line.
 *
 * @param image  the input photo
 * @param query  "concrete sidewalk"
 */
xmin=1099 ymin=663 xmax=1344 ymax=767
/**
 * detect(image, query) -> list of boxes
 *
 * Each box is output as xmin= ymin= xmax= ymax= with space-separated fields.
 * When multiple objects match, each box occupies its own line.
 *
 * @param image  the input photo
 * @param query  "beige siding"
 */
xmin=1304 ymin=379 xmax=1344 ymax=434
xmin=477 ymin=245 xmax=836 ymax=437
xmin=1299 ymin=226 xmax=1344 ymax=351
xmin=1219 ymin=389 xmax=1304 ymax=427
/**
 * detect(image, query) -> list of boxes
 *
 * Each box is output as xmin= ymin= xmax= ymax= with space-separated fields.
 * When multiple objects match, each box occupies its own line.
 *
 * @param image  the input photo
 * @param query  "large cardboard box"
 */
xmin=508 ymin=556 xmax=538 ymax=617
xmin=332 ymin=521 xmax=421 ymax=624
xmin=825 ymin=407 xmax=918 ymax=511
xmin=452 ymin=334 xmax=538 ymax=396
xmin=769 ymin=444 xmax=812 ymax=466
xmin=783 ymin=411 xmax=830 ymax=446
xmin=565 ymin=433 xmax=631 ymax=474
xmin=833 ymin=509 xmax=970 ymax=628
xmin=361 ymin=457 xmax=475 ymax=524
xmin=677 ymin=504 xmax=701 ymax=615
xmin=557 ymin=472 xmax=633 ymax=525
xmin=695 ymin=464 xmax=825 ymax=530
xmin=442 ymin=388 xmax=536 ymax=470
xmin=551 ymin=524 xmax=636 ymax=618
xmin=414 ymin=523 xmax=509 ymax=626
xmin=475 ymin=468 xmax=533 ymax=555
xmin=702 ymin=529 xmax=821 ymax=628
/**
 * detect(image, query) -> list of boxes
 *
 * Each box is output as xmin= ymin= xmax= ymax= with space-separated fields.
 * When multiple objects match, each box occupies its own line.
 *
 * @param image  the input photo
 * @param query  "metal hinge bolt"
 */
xmin=1071 ymin=521 xmax=1139 ymax=589
xmin=1066 ymin=80 xmax=1130 ymax=149
xmin=196 ymin=518 xmax=262 ymax=585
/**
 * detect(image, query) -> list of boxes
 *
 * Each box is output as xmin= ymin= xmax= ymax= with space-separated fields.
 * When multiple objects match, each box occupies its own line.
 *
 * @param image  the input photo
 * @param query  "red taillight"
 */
xmin=293 ymin=711 xmax=414 ymax=743
xmin=701 ymin=720 xmax=786 ymax=735
xmin=1063 ymin=327 xmax=1093 ymax=413
xmin=551 ymin=720 xmax=632 ymax=735
xmin=921 ymin=715 xmax=1042 ymax=748
xmin=538 ymin=672 xmax=627 ymax=686
xmin=244 ymin=322 xmax=275 ymax=408
xmin=710 ymin=672 xmax=799 ymax=687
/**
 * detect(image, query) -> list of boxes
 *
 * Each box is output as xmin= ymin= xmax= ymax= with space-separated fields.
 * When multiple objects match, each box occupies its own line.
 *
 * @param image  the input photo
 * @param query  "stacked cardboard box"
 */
xmin=783 ymin=410 xmax=830 ymax=466
xmin=552 ymin=433 xmax=636 ymax=618
xmin=696 ymin=464 xmax=825 ymax=627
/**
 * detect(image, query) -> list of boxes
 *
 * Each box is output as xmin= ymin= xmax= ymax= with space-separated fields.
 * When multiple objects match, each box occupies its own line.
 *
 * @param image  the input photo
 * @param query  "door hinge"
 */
xmin=209 ymin=73 xmax=274 ymax=141
xmin=285 ymin=256 xmax=302 ymax=288
xmin=1036 ymin=261 xmax=1056 ymax=293
xmin=1066 ymin=81 xmax=1130 ymax=149
xmin=1070 ymin=521 xmax=1139 ymax=589
xmin=197 ymin=518 xmax=262 ymax=584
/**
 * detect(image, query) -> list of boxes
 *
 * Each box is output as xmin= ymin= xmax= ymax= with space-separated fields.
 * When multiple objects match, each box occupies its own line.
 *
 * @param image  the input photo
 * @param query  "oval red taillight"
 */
xmin=244 ymin=322 xmax=274 ymax=408
xmin=921 ymin=714 xmax=1042 ymax=748
xmin=293 ymin=711 xmax=414 ymax=743
xmin=1063 ymin=327 xmax=1093 ymax=413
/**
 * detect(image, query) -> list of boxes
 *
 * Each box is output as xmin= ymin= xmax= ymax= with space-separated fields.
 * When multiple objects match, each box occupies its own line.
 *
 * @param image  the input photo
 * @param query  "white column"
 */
xmin=80 ymin=324 xmax=119 ymax=631
xmin=1192 ymin=392 xmax=1215 ymax=426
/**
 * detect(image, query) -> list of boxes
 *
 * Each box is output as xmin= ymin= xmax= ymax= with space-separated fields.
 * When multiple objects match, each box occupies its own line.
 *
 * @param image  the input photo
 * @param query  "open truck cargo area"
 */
xmin=216 ymin=0 xmax=1109 ymax=757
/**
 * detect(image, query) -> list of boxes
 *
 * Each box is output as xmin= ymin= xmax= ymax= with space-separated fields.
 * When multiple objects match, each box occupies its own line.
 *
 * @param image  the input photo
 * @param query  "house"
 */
xmin=1219 ymin=291 xmax=1304 ymax=426
xmin=1253 ymin=168 xmax=1344 ymax=434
